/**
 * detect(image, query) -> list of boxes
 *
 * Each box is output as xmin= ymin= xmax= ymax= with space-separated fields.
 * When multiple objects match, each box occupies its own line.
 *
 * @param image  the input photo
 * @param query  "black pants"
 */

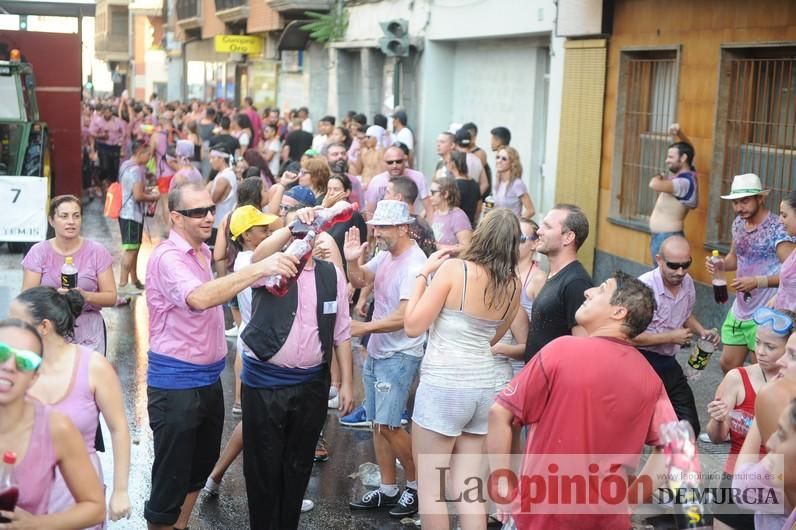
xmin=242 ymin=371 xmax=329 ymax=530
xmin=96 ymin=143 xmax=121 ymax=182
xmin=639 ymin=349 xmax=701 ymax=437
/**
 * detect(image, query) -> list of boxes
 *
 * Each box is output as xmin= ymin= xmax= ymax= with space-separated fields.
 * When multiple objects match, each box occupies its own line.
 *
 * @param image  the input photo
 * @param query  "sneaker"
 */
xmin=327 ymin=395 xmax=339 ymax=409
xmin=115 ymin=295 xmax=132 ymax=307
xmin=389 ymin=487 xmax=418 ymax=518
xmin=117 ymin=283 xmax=142 ymax=295
xmin=225 ymin=326 xmax=239 ymax=337
xmin=133 ymin=280 xmax=145 ymax=290
xmin=203 ymin=477 xmax=220 ymax=496
xmin=339 ymin=405 xmax=370 ymax=428
xmin=301 ymin=499 xmax=315 ymax=512
xmin=349 ymin=489 xmax=399 ymax=510
xmin=314 ymin=437 xmax=329 ymax=462
xmin=698 ymin=432 xmax=729 ymax=444
xmin=231 ymin=403 xmax=242 ymax=417
xmin=401 ymin=409 xmax=410 ymax=426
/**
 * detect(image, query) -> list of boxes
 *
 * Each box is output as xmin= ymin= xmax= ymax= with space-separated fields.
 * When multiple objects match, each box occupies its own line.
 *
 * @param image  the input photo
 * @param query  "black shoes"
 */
xmin=348 ymin=487 xmax=419 ymax=517
xmin=388 ymin=487 xmax=418 ymax=518
xmin=349 ymin=489 xmax=399 ymax=510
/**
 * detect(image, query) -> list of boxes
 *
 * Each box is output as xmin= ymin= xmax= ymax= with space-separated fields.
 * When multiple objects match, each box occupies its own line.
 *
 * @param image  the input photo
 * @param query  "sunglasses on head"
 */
xmin=664 ymin=259 xmax=692 ymax=271
xmin=175 ymin=205 xmax=216 ymax=219
xmin=0 ymin=342 xmax=42 ymax=373
xmin=753 ymin=307 xmax=794 ymax=335
xmin=385 ymin=159 xmax=404 ymax=165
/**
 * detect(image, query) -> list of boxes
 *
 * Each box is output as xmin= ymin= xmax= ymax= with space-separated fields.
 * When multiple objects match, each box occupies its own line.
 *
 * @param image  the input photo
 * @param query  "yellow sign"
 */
xmin=214 ymin=35 xmax=263 ymax=55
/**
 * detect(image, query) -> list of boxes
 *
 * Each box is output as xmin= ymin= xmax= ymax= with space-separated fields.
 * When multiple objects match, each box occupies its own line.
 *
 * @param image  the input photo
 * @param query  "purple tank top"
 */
xmin=13 ymin=401 xmax=57 ymax=515
xmin=47 ymin=346 xmax=100 ymax=451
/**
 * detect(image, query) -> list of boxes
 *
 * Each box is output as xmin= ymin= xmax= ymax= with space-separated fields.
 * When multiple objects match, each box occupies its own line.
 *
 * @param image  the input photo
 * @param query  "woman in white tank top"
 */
xmin=404 ymin=208 xmax=521 ymax=530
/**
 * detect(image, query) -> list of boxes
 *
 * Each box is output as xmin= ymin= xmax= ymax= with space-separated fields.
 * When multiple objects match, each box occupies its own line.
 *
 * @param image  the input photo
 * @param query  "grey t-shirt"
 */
xmin=119 ymin=160 xmax=145 ymax=222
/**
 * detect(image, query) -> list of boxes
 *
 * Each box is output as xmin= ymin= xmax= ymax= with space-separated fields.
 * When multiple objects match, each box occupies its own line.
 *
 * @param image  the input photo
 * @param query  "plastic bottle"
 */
xmin=288 ymin=201 xmax=359 ymax=238
xmin=686 ymin=338 xmax=716 ymax=381
xmin=711 ymin=250 xmax=728 ymax=304
xmin=264 ymin=231 xmax=316 ymax=297
xmin=60 ymin=256 xmax=78 ymax=289
xmin=661 ymin=421 xmax=713 ymax=529
xmin=0 ymin=452 xmax=19 ymax=523
xmin=729 ymin=410 xmax=754 ymax=437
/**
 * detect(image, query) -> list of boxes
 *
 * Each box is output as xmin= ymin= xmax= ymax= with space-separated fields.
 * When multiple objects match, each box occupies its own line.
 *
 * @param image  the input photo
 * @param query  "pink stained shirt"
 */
xmin=89 ymin=115 xmax=127 ymax=147
xmin=145 ymin=230 xmax=226 ymax=365
xmin=265 ymin=261 xmax=352 ymax=369
xmin=365 ymin=168 xmax=430 ymax=214
xmin=637 ymin=267 xmax=696 ymax=356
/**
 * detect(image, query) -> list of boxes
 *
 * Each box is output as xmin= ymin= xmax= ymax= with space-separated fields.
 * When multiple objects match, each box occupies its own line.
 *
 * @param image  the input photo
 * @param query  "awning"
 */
xmin=277 ymin=19 xmax=311 ymax=51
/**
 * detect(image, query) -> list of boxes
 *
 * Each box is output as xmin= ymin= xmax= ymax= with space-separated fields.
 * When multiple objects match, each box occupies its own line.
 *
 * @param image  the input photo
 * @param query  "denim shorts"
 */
xmin=650 ymin=230 xmax=685 ymax=264
xmin=363 ymin=352 xmax=422 ymax=428
xmin=412 ymin=381 xmax=496 ymax=437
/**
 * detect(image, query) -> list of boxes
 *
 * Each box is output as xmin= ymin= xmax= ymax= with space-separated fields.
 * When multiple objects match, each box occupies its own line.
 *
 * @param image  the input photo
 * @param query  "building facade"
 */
xmin=555 ymin=0 xmax=796 ymax=324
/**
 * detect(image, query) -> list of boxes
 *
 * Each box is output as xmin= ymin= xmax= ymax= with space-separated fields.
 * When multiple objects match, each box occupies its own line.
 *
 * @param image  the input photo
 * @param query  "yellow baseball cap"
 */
xmin=229 ymin=205 xmax=278 ymax=240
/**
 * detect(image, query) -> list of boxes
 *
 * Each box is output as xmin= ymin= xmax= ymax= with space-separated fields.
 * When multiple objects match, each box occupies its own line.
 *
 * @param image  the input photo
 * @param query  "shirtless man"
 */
xmin=359 ymin=131 xmax=385 ymax=188
xmin=648 ymin=124 xmax=697 ymax=263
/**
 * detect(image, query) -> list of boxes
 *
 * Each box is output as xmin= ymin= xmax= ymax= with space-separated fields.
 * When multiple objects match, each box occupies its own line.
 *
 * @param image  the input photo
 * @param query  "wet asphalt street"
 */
xmin=0 ymin=200 xmax=731 ymax=529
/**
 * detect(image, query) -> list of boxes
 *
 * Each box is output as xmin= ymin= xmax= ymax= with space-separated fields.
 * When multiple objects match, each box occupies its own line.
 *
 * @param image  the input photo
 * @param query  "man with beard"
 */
xmin=706 ymin=173 xmax=795 ymax=372
xmin=524 ymin=204 xmax=593 ymax=361
xmin=344 ymin=200 xmax=427 ymax=518
xmin=326 ymin=142 xmax=363 ymax=208
xmin=633 ymin=235 xmax=720 ymax=436
xmin=648 ymin=123 xmax=698 ymax=262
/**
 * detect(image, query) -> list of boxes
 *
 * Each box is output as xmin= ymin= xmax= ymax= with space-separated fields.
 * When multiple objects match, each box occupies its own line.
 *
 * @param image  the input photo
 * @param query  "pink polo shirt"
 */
xmin=89 ymin=115 xmax=127 ymax=147
xmin=146 ymin=230 xmax=225 ymax=365
xmin=264 ymin=261 xmax=351 ymax=369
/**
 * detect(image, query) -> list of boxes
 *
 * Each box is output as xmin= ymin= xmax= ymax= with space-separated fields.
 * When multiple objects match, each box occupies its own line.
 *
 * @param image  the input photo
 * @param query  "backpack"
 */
xmin=104 ymin=182 xmax=122 ymax=219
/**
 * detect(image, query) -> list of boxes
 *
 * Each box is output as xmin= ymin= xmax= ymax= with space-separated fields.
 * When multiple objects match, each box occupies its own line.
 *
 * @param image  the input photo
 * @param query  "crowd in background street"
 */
xmin=0 ymin=92 xmax=795 ymax=530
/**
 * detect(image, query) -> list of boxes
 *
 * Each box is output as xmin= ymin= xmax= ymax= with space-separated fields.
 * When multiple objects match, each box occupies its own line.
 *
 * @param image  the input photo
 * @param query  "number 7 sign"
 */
xmin=0 ymin=176 xmax=48 ymax=242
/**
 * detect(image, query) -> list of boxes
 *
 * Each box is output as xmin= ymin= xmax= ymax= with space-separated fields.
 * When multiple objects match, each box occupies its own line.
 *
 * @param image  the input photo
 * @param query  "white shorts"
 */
xmin=412 ymin=381 xmax=496 ymax=437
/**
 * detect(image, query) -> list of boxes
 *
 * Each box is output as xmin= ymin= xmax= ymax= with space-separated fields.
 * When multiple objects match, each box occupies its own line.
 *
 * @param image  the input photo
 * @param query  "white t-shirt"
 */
xmin=234 ymin=250 xmax=254 ymax=355
xmin=239 ymin=131 xmax=251 ymax=149
xmin=393 ymin=127 xmax=414 ymax=151
xmin=302 ymin=118 xmax=313 ymax=133
xmin=363 ymin=243 xmax=427 ymax=359
xmin=311 ymin=134 xmax=327 ymax=153
xmin=211 ymin=167 xmax=238 ymax=229
xmin=266 ymin=138 xmax=281 ymax=177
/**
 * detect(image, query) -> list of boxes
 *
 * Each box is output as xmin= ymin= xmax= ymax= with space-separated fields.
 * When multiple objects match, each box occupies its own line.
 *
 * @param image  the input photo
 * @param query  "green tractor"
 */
xmin=0 ymin=53 xmax=53 ymax=254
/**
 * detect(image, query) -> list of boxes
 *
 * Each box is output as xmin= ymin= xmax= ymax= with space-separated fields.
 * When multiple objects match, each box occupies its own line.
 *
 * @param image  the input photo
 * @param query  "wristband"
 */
xmin=416 ymin=273 xmax=429 ymax=285
xmin=757 ymin=276 xmax=768 ymax=289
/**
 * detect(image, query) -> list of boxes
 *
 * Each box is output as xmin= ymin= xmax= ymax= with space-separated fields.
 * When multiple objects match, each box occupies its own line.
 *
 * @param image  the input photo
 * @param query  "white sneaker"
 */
xmin=225 ymin=326 xmax=238 ymax=337
xmin=301 ymin=499 xmax=314 ymax=512
xmin=327 ymin=395 xmax=339 ymax=409
xmin=699 ymin=432 xmax=729 ymax=444
xmin=203 ymin=477 xmax=220 ymax=496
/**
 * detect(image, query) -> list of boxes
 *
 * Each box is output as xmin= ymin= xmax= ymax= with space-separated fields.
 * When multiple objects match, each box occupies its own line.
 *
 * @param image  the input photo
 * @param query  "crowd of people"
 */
xmin=1 ymin=95 xmax=795 ymax=530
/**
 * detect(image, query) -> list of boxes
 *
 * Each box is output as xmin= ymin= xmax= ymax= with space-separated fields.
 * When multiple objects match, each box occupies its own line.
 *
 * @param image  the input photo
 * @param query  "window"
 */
xmin=713 ymin=48 xmax=796 ymax=244
xmin=613 ymin=50 xmax=679 ymax=223
xmin=110 ymin=8 xmax=128 ymax=36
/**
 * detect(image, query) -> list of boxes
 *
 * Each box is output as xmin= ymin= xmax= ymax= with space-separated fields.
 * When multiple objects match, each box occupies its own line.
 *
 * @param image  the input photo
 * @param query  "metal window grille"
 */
xmin=618 ymin=52 xmax=678 ymax=221
xmin=717 ymin=53 xmax=796 ymax=244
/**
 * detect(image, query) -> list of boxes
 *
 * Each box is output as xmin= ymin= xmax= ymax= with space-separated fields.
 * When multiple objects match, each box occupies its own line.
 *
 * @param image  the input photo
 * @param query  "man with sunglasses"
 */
xmin=143 ymin=182 xmax=300 ymax=530
xmin=365 ymin=146 xmax=431 ymax=219
xmin=634 ymin=235 xmax=720 ymax=437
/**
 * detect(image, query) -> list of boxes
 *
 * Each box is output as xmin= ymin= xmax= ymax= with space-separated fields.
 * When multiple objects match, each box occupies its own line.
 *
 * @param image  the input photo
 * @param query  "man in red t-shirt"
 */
xmin=488 ymin=271 xmax=677 ymax=530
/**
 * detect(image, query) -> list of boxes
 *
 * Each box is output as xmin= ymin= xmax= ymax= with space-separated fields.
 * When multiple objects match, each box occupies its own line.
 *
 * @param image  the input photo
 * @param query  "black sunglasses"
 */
xmin=520 ymin=234 xmax=538 ymax=243
xmin=175 ymin=205 xmax=216 ymax=219
xmin=664 ymin=259 xmax=692 ymax=271
xmin=385 ymin=160 xmax=404 ymax=165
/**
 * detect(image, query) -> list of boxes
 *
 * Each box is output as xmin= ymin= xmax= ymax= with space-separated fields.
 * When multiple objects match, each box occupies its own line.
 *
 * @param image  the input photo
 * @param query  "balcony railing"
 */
xmin=215 ymin=0 xmax=248 ymax=23
xmin=176 ymin=0 xmax=201 ymax=28
xmin=267 ymin=0 xmax=328 ymax=12
xmin=95 ymin=33 xmax=129 ymax=62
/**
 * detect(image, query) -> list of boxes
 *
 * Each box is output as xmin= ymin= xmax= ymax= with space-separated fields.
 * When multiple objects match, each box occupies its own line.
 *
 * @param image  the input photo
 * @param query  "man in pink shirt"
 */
xmin=242 ymin=96 xmax=262 ymax=148
xmin=365 ymin=145 xmax=431 ymax=218
xmin=89 ymin=105 xmax=127 ymax=184
xmin=239 ymin=210 xmax=355 ymax=529
xmin=144 ymin=182 xmax=299 ymax=530
xmin=633 ymin=235 xmax=720 ymax=437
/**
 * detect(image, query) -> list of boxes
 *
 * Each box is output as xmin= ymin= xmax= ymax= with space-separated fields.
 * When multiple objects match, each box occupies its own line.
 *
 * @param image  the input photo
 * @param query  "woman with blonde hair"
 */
xmin=494 ymin=146 xmax=535 ymax=218
xmin=405 ymin=208 xmax=521 ymax=530
xmin=299 ymin=157 xmax=331 ymax=202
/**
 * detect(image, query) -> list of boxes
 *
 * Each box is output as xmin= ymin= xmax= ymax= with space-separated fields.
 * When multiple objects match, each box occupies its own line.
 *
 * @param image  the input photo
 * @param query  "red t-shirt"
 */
xmin=496 ymin=336 xmax=677 ymax=530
